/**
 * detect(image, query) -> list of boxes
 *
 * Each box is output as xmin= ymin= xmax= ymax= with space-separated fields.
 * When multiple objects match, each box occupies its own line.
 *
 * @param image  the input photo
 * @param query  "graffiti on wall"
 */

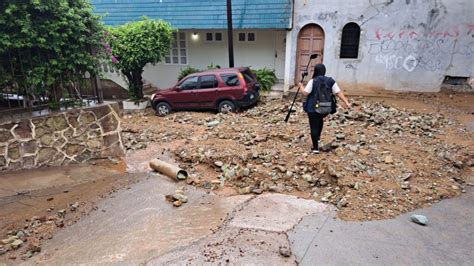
xmin=368 ymin=24 xmax=474 ymax=73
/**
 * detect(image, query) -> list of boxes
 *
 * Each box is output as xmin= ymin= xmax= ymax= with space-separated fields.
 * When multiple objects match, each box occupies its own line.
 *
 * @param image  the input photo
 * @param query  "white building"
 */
xmin=94 ymin=0 xmax=473 ymax=97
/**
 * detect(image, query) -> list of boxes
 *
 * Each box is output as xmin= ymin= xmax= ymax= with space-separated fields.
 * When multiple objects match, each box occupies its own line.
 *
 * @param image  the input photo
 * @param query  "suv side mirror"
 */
xmin=175 ymin=86 xmax=182 ymax=91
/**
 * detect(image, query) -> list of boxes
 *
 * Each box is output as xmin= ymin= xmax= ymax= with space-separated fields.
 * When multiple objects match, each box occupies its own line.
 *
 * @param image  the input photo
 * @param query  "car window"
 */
xmin=199 ymin=75 xmax=218 ymax=89
xmin=220 ymin=73 xmax=240 ymax=87
xmin=180 ymin=76 xmax=198 ymax=90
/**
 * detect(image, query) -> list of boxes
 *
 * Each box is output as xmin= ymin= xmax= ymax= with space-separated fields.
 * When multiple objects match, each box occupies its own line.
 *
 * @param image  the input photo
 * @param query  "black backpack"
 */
xmin=312 ymin=77 xmax=337 ymax=115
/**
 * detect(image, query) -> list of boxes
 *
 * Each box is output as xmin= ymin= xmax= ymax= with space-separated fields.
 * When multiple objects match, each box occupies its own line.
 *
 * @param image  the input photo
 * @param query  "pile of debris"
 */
xmin=0 ymin=202 xmax=80 ymax=259
xmin=121 ymin=98 xmax=472 ymax=220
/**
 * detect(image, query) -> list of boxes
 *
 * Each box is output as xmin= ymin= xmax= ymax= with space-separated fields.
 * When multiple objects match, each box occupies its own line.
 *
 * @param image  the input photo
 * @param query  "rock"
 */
xmin=384 ymin=155 xmax=394 ymax=164
xmin=302 ymin=174 xmax=313 ymax=182
xmin=26 ymin=242 xmax=41 ymax=253
xmin=337 ymin=197 xmax=348 ymax=208
xmin=206 ymin=120 xmax=220 ymax=127
xmin=1 ymin=236 xmax=18 ymax=245
xmin=238 ymin=186 xmax=252 ymax=195
xmin=172 ymin=193 xmax=188 ymax=203
xmin=214 ymin=161 xmax=224 ymax=167
xmin=279 ymin=246 xmax=292 ymax=257
xmin=70 ymin=202 xmax=80 ymax=211
xmin=336 ymin=133 xmax=346 ymax=140
xmin=251 ymin=188 xmax=263 ymax=194
xmin=353 ymin=182 xmax=360 ymax=190
xmin=172 ymin=200 xmax=183 ymax=207
xmin=241 ymin=168 xmax=251 ymax=177
xmin=400 ymin=173 xmax=414 ymax=181
xmin=359 ymin=149 xmax=370 ymax=156
xmin=57 ymin=209 xmax=66 ymax=218
xmin=11 ymin=239 xmax=23 ymax=249
xmin=0 ymin=245 xmax=7 ymax=255
xmin=401 ymin=181 xmax=410 ymax=189
xmin=410 ymin=214 xmax=428 ymax=226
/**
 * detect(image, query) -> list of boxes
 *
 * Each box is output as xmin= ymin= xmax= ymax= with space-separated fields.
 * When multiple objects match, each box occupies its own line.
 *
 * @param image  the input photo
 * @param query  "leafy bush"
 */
xmin=106 ymin=17 xmax=174 ymax=100
xmin=207 ymin=63 xmax=221 ymax=70
xmin=253 ymin=68 xmax=277 ymax=91
xmin=177 ymin=66 xmax=200 ymax=81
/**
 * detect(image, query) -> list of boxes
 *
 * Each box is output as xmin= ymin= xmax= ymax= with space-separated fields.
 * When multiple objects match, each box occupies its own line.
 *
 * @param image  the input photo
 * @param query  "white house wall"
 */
xmin=286 ymin=0 xmax=473 ymax=92
xmin=142 ymin=29 xmax=287 ymax=90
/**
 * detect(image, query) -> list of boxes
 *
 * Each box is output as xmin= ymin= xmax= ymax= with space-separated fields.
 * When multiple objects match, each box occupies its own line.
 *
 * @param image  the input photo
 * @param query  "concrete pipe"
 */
xmin=149 ymin=159 xmax=188 ymax=181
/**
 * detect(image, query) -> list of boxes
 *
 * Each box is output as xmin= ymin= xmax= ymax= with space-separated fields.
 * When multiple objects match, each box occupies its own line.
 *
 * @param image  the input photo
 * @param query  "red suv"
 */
xmin=151 ymin=67 xmax=260 ymax=116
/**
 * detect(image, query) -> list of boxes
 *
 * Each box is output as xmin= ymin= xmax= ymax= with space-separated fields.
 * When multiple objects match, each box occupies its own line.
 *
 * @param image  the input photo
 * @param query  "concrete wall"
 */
xmin=138 ymin=29 xmax=287 ymax=89
xmin=0 ymin=103 xmax=123 ymax=171
xmin=285 ymin=0 xmax=473 ymax=92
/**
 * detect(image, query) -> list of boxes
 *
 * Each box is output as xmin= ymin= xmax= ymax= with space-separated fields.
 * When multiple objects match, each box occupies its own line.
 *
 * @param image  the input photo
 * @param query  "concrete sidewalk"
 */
xmin=289 ymin=187 xmax=474 ymax=265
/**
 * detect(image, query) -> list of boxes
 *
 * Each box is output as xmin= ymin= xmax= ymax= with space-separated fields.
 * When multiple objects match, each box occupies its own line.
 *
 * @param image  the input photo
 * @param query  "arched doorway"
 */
xmin=295 ymin=24 xmax=325 ymax=83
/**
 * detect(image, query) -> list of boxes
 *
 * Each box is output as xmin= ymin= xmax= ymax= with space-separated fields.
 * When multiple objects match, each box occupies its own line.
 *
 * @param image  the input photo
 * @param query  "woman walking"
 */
xmin=298 ymin=64 xmax=351 ymax=153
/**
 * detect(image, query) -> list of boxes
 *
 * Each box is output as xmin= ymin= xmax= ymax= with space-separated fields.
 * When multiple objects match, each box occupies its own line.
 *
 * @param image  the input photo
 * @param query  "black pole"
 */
xmin=226 ymin=0 xmax=234 ymax=67
xmin=284 ymin=54 xmax=318 ymax=123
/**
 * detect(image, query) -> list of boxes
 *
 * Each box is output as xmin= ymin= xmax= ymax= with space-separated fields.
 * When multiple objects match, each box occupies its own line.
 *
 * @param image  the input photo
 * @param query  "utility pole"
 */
xmin=226 ymin=0 xmax=234 ymax=67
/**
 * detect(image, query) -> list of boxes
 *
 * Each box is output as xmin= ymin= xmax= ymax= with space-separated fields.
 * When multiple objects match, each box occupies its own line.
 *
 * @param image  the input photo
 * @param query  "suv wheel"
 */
xmin=155 ymin=102 xmax=171 ymax=116
xmin=218 ymin=100 xmax=236 ymax=114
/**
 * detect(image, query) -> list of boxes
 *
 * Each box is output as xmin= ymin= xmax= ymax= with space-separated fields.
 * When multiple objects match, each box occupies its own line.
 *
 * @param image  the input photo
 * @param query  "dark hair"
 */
xmin=312 ymin=63 xmax=326 ymax=78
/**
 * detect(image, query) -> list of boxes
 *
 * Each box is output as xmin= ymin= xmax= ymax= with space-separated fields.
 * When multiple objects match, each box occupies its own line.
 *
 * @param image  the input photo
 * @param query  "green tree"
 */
xmin=106 ymin=18 xmax=174 ymax=100
xmin=0 ymin=0 xmax=104 ymax=109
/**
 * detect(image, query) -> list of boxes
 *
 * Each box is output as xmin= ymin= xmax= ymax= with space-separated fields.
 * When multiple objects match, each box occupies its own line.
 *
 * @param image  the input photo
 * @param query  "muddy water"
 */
xmin=33 ymin=175 xmax=252 ymax=265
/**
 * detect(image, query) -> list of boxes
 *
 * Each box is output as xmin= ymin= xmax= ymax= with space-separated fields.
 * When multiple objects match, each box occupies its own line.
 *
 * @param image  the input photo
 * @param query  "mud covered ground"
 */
xmin=122 ymin=91 xmax=474 ymax=221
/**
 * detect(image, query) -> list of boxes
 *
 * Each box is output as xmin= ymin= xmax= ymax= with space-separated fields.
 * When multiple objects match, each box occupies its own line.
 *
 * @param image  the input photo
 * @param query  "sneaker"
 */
xmin=311 ymin=148 xmax=320 ymax=154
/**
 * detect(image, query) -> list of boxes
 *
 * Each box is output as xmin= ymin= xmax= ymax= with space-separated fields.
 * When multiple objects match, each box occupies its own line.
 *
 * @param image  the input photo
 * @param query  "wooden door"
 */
xmin=295 ymin=24 xmax=324 ymax=83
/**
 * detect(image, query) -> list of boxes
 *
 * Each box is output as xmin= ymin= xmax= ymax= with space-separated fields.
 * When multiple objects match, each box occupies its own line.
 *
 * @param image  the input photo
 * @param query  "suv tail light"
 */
xmin=238 ymin=72 xmax=248 ymax=94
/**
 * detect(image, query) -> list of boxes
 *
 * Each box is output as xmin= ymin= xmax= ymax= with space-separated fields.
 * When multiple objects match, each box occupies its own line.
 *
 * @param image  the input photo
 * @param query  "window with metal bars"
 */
xmin=340 ymin=23 xmax=360 ymax=59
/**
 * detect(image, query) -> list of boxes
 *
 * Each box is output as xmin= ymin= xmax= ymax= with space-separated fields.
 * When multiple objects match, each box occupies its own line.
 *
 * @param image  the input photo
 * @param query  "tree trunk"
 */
xmin=132 ymin=69 xmax=144 ymax=100
xmin=122 ymin=70 xmax=144 ymax=100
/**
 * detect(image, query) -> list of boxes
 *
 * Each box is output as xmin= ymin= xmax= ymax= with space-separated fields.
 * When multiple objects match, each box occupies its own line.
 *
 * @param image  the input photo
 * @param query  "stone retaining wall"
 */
xmin=0 ymin=103 xmax=124 ymax=171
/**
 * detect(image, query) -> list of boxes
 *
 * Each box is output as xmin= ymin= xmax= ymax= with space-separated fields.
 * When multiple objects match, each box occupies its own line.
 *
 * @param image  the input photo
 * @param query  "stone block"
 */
xmin=14 ymin=121 xmax=32 ymax=139
xmin=0 ymin=122 xmax=15 ymax=131
xmin=21 ymin=140 xmax=37 ymax=154
xmin=100 ymin=145 xmax=124 ymax=157
xmin=35 ymin=126 xmax=50 ymax=138
xmin=86 ymin=139 xmax=102 ymax=150
xmin=92 ymin=105 xmax=112 ymax=119
xmin=45 ymin=115 xmax=68 ymax=131
xmin=53 ymin=138 xmax=67 ymax=148
xmin=103 ymin=133 xmax=120 ymax=147
xmin=63 ymin=128 xmax=74 ymax=139
xmin=31 ymin=117 xmax=45 ymax=127
xmin=76 ymin=149 xmax=92 ymax=162
xmin=108 ymin=103 xmax=121 ymax=117
xmin=78 ymin=112 xmax=96 ymax=126
xmin=23 ymin=156 xmax=35 ymax=168
xmin=100 ymin=114 xmax=119 ymax=133
xmin=65 ymin=144 xmax=84 ymax=157
xmin=37 ymin=148 xmax=57 ymax=164
xmin=87 ymin=129 xmax=101 ymax=138
xmin=40 ymin=134 xmax=54 ymax=146
xmin=67 ymin=115 xmax=79 ymax=129
xmin=8 ymin=161 xmax=22 ymax=170
xmin=8 ymin=142 xmax=20 ymax=160
xmin=0 ymin=129 xmax=13 ymax=143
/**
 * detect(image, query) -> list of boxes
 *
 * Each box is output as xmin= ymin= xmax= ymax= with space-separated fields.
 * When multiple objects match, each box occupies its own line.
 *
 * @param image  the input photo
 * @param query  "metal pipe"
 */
xmin=149 ymin=159 xmax=188 ymax=181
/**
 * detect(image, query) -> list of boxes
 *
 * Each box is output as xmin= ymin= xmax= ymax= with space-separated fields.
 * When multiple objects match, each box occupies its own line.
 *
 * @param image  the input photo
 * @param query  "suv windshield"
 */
xmin=241 ymin=69 xmax=256 ymax=84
